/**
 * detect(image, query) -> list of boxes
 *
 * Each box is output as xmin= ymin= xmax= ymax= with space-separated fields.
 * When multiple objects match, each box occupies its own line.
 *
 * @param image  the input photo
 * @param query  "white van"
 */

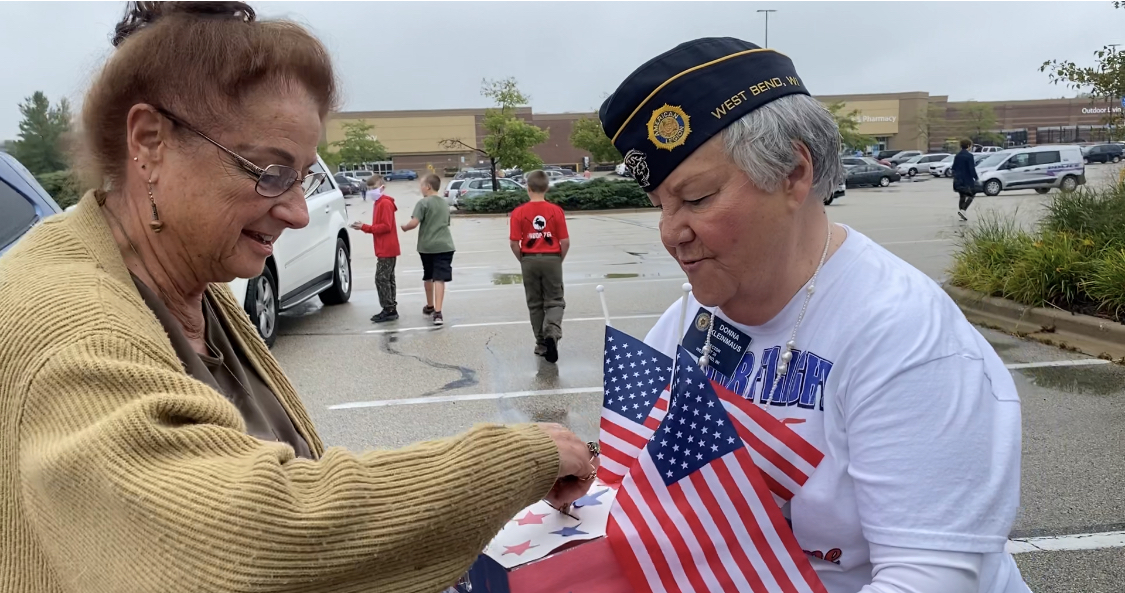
xmin=975 ymin=145 xmax=1085 ymax=196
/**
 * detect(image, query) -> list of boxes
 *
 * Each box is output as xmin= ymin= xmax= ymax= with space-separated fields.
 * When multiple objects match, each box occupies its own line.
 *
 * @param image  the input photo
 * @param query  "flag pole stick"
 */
xmin=596 ymin=284 xmax=611 ymax=327
xmin=669 ymin=283 xmax=692 ymax=394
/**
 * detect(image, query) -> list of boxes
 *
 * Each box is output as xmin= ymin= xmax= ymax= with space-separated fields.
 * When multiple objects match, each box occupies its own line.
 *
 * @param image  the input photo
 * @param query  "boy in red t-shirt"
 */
xmin=509 ymin=170 xmax=569 ymax=363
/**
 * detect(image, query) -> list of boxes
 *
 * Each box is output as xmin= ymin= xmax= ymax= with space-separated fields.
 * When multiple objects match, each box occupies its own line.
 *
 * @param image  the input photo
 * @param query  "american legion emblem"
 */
xmin=647 ymin=104 xmax=691 ymax=151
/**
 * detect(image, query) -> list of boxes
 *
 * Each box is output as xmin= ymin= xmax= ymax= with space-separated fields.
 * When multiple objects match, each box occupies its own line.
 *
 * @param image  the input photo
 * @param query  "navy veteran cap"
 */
xmin=599 ymin=37 xmax=810 ymax=191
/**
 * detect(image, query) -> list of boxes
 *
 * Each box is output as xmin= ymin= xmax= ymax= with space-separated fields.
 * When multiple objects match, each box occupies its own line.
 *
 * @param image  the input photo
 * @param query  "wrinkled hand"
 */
xmin=536 ymin=423 xmax=598 ymax=507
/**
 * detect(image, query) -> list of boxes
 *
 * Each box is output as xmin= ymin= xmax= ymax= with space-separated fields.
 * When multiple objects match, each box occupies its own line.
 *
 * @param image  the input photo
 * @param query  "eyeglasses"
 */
xmin=155 ymin=108 xmax=326 ymax=198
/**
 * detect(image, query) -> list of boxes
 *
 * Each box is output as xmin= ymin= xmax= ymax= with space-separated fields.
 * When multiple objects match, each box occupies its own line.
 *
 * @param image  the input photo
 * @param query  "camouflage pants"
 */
xmin=375 ymin=257 xmax=397 ymax=310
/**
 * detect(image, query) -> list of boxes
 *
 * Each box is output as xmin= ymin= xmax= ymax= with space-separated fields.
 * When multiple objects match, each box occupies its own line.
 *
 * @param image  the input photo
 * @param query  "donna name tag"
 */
xmin=681 ymin=307 xmax=752 ymax=380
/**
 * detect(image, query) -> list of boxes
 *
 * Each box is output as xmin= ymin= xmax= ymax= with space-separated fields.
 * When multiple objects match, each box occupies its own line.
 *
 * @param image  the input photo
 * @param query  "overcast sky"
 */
xmin=2 ymin=1 xmax=1123 ymax=140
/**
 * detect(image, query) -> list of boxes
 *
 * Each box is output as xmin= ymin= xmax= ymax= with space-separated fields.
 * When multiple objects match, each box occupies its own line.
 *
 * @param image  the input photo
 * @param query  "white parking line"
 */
xmin=328 ymin=387 xmax=603 ymax=410
xmin=364 ymin=314 xmax=661 ymax=334
xmin=1007 ymin=530 xmax=1125 ymax=554
xmin=395 ymin=276 xmax=685 ymax=297
xmin=1005 ymin=359 xmax=1112 ymax=370
xmin=330 ymin=358 xmax=1113 ymax=405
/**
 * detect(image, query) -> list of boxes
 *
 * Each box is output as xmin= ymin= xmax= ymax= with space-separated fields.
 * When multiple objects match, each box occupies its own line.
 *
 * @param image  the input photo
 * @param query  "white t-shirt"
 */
xmin=644 ymin=227 xmax=1029 ymax=593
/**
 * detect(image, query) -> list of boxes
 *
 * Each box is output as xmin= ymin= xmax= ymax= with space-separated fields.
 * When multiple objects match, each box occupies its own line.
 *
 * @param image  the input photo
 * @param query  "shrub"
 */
xmin=1041 ymin=184 xmax=1125 ymax=248
xmin=35 ymin=169 xmax=83 ymax=209
xmin=1086 ymin=248 xmax=1125 ymax=318
xmin=949 ymin=212 xmax=1032 ymax=297
xmin=1003 ymin=231 xmax=1094 ymax=308
xmin=456 ymin=178 xmax=652 ymax=214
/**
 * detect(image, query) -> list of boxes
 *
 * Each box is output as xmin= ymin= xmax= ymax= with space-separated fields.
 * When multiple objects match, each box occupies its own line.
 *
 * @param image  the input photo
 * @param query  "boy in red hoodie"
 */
xmin=351 ymin=175 xmax=401 ymax=322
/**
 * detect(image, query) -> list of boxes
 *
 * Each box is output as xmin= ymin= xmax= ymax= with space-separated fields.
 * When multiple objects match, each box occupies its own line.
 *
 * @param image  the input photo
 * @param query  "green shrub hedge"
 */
xmin=949 ymin=181 xmax=1125 ymax=322
xmin=35 ymin=170 xmax=84 ymax=210
xmin=456 ymin=178 xmax=652 ymax=213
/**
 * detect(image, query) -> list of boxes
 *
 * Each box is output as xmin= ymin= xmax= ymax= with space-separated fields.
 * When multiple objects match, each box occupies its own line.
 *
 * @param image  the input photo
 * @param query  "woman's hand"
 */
xmin=536 ymin=423 xmax=599 ymax=507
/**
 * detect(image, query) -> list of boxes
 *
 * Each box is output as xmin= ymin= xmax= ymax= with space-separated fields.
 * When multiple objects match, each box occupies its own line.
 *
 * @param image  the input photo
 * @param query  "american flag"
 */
xmin=607 ymin=346 xmax=827 ymax=593
xmin=598 ymin=326 xmax=673 ymax=486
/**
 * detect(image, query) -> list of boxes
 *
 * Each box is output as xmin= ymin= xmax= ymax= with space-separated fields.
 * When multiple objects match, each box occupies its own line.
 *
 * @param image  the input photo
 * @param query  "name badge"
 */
xmin=681 ymin=307 xmax=752 ymax=381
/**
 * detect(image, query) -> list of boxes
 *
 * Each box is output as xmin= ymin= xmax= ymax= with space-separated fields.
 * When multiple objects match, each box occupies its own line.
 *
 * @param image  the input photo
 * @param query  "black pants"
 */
xmin=958 ymin=191 xmax=975 ymax=211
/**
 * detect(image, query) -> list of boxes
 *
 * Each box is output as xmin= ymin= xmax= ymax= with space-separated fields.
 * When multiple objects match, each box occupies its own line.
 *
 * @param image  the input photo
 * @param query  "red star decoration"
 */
xmin=503 ymin=540 xmax=538 ymax=556
xmin=514 ymin=510 xmax=549 ymax=526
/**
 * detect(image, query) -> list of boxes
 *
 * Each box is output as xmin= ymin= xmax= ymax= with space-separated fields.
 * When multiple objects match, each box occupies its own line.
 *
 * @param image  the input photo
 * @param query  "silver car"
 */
xmin=457 ymin=177 xmax=525 ymax=201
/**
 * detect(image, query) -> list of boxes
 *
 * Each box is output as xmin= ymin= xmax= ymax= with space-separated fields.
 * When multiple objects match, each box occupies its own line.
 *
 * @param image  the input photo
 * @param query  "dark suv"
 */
xmin=1082 ymin=143 xmax=1123 ymax=164
xmin=1 ymin=153 xmax=63 ymax=256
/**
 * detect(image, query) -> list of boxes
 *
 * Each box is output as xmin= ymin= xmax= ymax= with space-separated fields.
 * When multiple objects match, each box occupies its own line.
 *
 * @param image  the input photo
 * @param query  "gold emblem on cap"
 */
xmin=695 ymin=312 xmax=711 ymax=332
xmin=647 ymin=104 xmax=691 ymax=151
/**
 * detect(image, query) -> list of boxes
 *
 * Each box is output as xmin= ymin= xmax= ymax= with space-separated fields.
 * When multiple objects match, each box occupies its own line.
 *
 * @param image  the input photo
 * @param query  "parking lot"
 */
xmin=273 ymin=165 xmax=1124 ymax=592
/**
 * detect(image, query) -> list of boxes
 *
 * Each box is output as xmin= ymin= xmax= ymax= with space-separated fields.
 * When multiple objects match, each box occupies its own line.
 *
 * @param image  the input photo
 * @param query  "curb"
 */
xmin=942 ymin=284 xmax=1125 ymax=360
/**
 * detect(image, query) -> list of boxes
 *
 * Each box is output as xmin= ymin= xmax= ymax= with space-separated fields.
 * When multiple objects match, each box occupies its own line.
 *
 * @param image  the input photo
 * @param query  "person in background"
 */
xmin=583 ymin=168 xmax=592 ymax=179
xmin=351 ymin=175 xmax=399 ymax=322
xmin=401 ymin=173 xmax=455 ymax=326
xmin=952 ymin=138 xmax=979 ymax=221
xmin=0 ymin=3 xmax=598 ymax=591
xmin=509 ymin=170 xmax=569 ymax=363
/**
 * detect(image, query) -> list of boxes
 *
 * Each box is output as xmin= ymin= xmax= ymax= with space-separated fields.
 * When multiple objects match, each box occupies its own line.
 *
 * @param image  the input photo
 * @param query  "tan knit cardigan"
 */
xmin=0 ymin=192 xmax=559 ymax=593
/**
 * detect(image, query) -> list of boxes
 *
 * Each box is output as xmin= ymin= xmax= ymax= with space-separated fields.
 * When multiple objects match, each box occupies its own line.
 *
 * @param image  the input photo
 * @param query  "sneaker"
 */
xmin=543 ymin=336 xmax=558 ymax=363
xmin=370 ymin=309 xmax=399 ymax=323
xmin=432 ymin=311 xmax=444 ymax=326
xmin=534 ymin=344 xmax=548 ymax=356
xmin=422 ymin=305 xmax=435 ymax=316
xmin=958 ymin=211 xmax=968 ymax=221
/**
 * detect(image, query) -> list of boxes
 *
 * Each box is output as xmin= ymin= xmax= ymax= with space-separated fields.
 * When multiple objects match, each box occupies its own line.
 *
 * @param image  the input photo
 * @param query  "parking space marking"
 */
xmin=395 ymin=276 xmax=686 ymax=297
xmin=328 ymin=387 xmax=603 ymax=410
xmin=364 ymin=313 xmax=662 ymax=334
xmin=329 ymin=357 xmax=1117 ymax=402
xmin=1005 ymin=359 xmax=1112 ymax=370
xmin=1007 ymin=530 xmax=1125 ymax=554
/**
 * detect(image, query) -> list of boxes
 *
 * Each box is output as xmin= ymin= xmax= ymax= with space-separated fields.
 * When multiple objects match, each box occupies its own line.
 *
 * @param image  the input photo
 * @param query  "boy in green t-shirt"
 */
xmin=401 ymin=174 xmax=455 ymax=326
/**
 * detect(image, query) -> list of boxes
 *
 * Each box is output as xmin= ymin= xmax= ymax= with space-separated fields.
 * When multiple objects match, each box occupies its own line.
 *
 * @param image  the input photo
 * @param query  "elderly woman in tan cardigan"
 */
xmin=0 ymin=3 xmax=595 ymax=592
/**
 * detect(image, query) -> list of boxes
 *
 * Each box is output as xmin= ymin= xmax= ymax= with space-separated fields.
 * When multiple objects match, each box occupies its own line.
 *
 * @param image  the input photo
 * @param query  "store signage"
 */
xmin=1081 ymin=106 xmax=1123 ymax=114
xmin=860 ymin=115 xmax=897 ymax=123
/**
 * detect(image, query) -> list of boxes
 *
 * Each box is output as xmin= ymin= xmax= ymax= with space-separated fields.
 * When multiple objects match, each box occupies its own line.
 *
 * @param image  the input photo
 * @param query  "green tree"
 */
xmin=317 ymin=141 xmax=343 ymax=173
xmin=441 ymin=77 xmax=548 ymax=187
xmin=569 ymin=117 xmax=621 ymax=164
xmin=1041 ymin=43 xmax=1125 ymax=141
xmin=331 ymin=120 xmax=388 ymax=168
xmin=825 ymin=101 xmax=872 ymax=152
xmin=917 ymin=103 xmax=950 ymax=151
xmin=10 ymin=91 xmax=71 ymax=175
xmin=957 ymin=102 xmax=1005 ymax=146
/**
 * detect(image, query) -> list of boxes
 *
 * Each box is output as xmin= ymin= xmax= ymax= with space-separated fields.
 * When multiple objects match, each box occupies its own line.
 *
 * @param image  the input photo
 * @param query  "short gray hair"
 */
xmin=720 ymin=94 xmax=844 ymax=203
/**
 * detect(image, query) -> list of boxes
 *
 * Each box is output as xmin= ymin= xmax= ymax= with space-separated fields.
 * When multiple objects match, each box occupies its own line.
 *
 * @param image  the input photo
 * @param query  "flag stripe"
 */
xmin=730 ymin=449 xmax=829 ymax=593
xmin=684 ymin=471 xmax=771 ymax=593
xmin=715 ymin=383 xmax=824 ymax=466
xmin=724 ymin=401 xmax=816 ymax=482
xmin=631 ymin=458 xmax=714 ymax=593
xmin=601 ymin=411 xmax=653 ymax=450
xmin=709 ymin=457 xmax=801 ymax=593
xmin=616 ymin=481 xmax=688 ymax=593
xmin=600 ymin=428 xmax=642 ymax=462
xmin=608 ymin=505 xmax=660 ymax=593
xmin=731 ymin=420 xmax=801 ymax=498
xmin=667 ymin=479 xmax=743 ymax=593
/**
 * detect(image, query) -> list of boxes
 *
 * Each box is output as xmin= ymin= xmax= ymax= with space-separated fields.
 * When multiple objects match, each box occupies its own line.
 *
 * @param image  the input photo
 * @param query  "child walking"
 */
xmin=351 ymin=176 xmax=400 ymax=322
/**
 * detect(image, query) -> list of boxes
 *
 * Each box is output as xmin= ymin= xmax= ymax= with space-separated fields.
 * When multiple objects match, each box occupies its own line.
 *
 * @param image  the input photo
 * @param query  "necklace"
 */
xmin=699 ymin=222 xmax=833 ymax=398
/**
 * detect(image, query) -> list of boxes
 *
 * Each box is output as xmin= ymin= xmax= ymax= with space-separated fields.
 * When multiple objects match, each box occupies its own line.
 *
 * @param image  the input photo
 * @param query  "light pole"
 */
xmin=757 ymin=9 xmax=777 ymax=48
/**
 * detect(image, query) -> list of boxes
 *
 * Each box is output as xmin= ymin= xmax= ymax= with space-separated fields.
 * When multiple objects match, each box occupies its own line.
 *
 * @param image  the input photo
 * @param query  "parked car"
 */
xmin=845 ymin=164 xmax=900 ymax=188
xmin=333 ymin=173 xmax=364 ymax=196
xmin=1082 ymin=143 xmax=1123 ymax=164
xmin=875 ymin=149 xmax=903 ymax=161
xmin=0 ymin=153 xmax=64 ymax=256
xmin=458 ymin=177 xmax=524 ymax=200
xmin=444 ymin=179 xmax=467 ymax=207
xmin=825 ymin=182 xmax=846 ymax=205
xmin=383 ymin=169 xmax=418 ymax=181
xmin=896 ymin=153 xmax=950 ymax=177
xmin=227 ymin=155 xmax=353 ymax=346
xmin=887 ymin=150 xmax=922 ymax=165
xmin=972 ymin=145 xmax=1003 ymax=153
xmin=615 ymin=162 xmax=632 ymax=177
xmin=840 ymin=156 xmax=881 ymax=168
xmin=932 ymin=153 xmax=989 ymax=178
xmin=974 ymin=145 xmax=1086 ymax=197
xmin=453 ymin=168 xmax=491 ymax=180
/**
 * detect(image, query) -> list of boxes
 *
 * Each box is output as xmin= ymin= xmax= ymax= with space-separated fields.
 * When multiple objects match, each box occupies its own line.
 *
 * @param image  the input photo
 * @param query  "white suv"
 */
xmin=227 ymin=155 xmax=353 ymax=346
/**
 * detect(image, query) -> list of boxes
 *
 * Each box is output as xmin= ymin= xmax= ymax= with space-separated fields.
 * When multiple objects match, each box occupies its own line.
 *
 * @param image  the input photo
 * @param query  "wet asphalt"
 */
xmin=273 ymin=166 xmax=1125 ymax=591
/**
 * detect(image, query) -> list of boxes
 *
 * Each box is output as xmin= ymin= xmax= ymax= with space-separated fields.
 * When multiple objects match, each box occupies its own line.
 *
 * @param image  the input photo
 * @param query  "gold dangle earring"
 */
xmin=147 ymin=180 xmax=163 ymax=233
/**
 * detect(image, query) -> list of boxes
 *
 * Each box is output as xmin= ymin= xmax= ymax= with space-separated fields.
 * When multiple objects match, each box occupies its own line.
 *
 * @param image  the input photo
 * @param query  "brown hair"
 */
xmin=366 ymin=175 xmax=383 ymax=187
xmin=960 ymin=138 xmax=972 ymax=150
xmin=422 ymin=173 xmax=441 ymax=192
xmin=526 ymin=170 xmax=549 ymax=193
xmin=79 ymin=1 xmax=338 ymax=189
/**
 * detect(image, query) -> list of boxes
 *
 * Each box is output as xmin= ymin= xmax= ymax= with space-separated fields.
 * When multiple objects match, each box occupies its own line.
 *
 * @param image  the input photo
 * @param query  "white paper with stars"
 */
xmin=483 ymin=480 xmax=617 ymax=569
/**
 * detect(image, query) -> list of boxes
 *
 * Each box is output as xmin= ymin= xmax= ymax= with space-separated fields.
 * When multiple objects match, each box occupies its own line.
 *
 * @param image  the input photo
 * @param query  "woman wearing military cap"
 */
xmin=602 ymin=37 xmax=1030 ymax=593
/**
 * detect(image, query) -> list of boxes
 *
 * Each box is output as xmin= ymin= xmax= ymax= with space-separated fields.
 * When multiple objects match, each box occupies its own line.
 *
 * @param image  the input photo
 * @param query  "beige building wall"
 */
xmin=325 ymin=112 xmax=478 ymax=155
